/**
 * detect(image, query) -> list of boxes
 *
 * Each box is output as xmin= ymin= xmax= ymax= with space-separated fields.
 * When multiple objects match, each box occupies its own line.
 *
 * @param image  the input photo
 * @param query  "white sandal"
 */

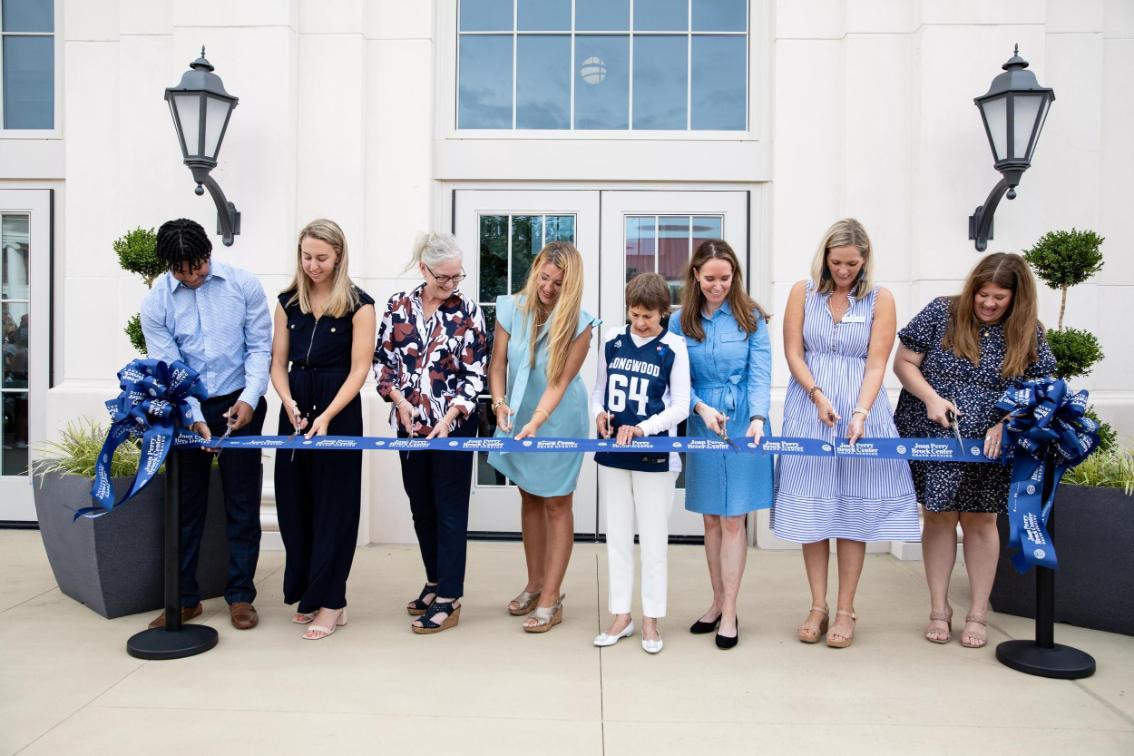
xmin=302 ymin=609 xmax=347 ymax=640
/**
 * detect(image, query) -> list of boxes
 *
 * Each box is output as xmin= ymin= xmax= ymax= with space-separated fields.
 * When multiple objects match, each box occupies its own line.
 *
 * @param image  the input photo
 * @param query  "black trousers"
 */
xmin=399 ymin=413 xmax=477 ymax=599
xmin=274 ymin=369 xmax=363 ymax=613
xmin=179 ymin=390 xmax=266 ymax=608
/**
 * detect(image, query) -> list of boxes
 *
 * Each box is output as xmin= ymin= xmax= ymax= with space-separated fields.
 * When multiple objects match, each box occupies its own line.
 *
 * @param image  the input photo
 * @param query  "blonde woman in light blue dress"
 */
xmin=487 ymin=241 xmax=599 ymax=633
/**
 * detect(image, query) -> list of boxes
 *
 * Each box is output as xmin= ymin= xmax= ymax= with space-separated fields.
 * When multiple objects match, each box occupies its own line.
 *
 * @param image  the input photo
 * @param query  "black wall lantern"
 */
xmin=969 ymin=45 xmax=1055 ymax=252
xmin=164 ymin=48 xmax=241 ymax=246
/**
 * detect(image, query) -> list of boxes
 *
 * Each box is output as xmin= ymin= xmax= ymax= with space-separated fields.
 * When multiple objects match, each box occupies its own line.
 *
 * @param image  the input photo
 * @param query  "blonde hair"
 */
xmin=405 ymin=231 xmax=463 ymax=272
xmin=285 ymin=219 xmax=359 ymax=318
xmin=679 ymin=239 xmax=768 ymax=342
xmin=810 ymin=218 xmax=874 ymax=298
xmin=945 ymin=252 xmax=1042 ymax=379
xmin=518 ymin=241 xmax=585 ymax=388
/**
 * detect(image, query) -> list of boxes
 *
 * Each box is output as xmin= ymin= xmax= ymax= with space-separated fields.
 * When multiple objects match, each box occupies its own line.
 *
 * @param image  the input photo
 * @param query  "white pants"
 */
xmin=600 ymin=466 xmax=676 ymax=618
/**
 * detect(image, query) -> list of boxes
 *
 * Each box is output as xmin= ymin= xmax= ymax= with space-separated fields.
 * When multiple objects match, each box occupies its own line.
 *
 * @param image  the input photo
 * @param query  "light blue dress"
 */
xmin=487 ymin=295 xmax=600 ymax=497
xmin=668 ymin=301 xmax=773 ymax=515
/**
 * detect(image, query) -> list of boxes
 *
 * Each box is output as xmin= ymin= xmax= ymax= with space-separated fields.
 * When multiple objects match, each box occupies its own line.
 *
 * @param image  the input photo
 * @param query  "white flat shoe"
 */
xmin=593 ymin=621 xmax=634 ymax=647
xmin=642 ymin=632 xmax=664 ymax=654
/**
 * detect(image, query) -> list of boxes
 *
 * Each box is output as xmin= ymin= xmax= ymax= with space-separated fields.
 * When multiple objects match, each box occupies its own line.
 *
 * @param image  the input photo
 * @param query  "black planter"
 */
xmin=990 ymin=483 xmax=1134 ymax=636
xmin=33 ymin=468 xmax=232 ymax=618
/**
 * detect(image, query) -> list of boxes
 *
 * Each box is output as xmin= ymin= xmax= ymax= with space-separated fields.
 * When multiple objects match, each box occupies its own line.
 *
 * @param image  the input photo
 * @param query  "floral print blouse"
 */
xmin=373 ymin=283 xmax=488 ymax=435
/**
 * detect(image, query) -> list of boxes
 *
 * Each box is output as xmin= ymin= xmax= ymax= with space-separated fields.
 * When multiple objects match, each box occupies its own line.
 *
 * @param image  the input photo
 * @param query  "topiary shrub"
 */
xmin=1024 ymin=228 xmax=1112 ymax=456
xmin=113 ymin=227 xmax=160 ymax=355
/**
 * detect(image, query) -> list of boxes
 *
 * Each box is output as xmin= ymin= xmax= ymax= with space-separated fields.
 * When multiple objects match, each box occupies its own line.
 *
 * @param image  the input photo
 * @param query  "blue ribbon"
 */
xmin=83 ymin=359 xmax=208 ymax=519
xmin=995 ymin=377 xmax=1100 ymax=573
xmin=181 ymin=432 xmax=997 ymax=462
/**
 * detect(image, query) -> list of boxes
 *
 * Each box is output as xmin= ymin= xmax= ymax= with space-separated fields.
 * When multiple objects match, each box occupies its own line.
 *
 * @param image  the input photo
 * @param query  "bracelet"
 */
xmin=750 ymin=415 xmax=766 ymax=423
xmin=491 ymin=398 xmax=506 ymax=413
xmin=807 ymin=386 xmax=824 ymax=402
xmin=852 ymin=407 xmax=870 ymax=418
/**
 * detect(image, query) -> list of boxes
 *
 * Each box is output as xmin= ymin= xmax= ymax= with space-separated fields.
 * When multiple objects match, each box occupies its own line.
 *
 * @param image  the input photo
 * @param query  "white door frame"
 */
xmin=454 ymin=189 xmax=601 ymax=536
xmin=0 ymin=189 xmax=52 ymax=522
xmin=597 ymin=190 xmax=750 ymax=539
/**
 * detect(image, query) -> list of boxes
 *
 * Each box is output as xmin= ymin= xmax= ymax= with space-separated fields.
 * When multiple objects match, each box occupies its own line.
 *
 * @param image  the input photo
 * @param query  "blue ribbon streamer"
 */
xmin=995 ymin=377 xmax=1100 ymax=573
xmin=180 ymin=432 xmax=997 ymax=462
xmin=83 ymin=359 xmax=208 ymax=519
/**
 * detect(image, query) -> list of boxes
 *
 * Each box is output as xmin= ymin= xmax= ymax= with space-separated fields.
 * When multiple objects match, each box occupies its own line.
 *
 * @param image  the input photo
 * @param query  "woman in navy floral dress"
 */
xmin=894 ymin=253 xmax=1055 ymax=649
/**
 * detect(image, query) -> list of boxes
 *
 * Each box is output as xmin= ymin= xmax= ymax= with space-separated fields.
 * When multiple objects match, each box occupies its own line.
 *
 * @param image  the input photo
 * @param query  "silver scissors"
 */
xmin=288 ymin=403 xmax=308 ymax=462
xmin=946 ymin=399 xmax=964 ymax=450
xmin=213 ymin=411 xmax=236 ymax=460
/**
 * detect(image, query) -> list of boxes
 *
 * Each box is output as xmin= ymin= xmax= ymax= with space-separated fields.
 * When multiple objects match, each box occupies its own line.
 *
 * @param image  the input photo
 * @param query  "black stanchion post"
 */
xmin=126 ymin=448 xmax=219 ymax=659
xmin=996 ymin=460 xmax=1095 ymax=679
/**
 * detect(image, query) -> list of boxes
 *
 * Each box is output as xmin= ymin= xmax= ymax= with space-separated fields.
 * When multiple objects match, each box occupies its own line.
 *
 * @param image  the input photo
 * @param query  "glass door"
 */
xmin=598 ymin=190 xmax=749 ymax=538
xmin=454 ymin=190 xmax=601 ymax=536
xmin=0 ymin=190 xmax=50 ymax=522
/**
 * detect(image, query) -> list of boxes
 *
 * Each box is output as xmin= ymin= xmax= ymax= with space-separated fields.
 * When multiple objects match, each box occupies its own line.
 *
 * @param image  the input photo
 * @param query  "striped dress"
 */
xmin=771 ymin=283 xmax=920 ymax=543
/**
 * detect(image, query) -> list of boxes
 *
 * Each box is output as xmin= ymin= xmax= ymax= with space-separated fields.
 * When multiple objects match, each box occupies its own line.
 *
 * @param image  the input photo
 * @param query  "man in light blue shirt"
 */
xmin=140 ymin=218 xmax=272 ymax=630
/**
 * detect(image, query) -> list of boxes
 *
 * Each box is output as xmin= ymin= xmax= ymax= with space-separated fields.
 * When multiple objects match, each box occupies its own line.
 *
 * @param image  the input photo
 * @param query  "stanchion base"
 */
xmin=126 ymin=624 xmax=218 ymax=660
xmin=996 ymin=640 xmax=1095 ymax=679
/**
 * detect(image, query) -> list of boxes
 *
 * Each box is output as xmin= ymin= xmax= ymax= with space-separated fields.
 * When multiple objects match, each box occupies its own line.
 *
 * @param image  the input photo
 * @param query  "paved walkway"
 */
xmin=2 ymin=531 xmax=1131 ymax=755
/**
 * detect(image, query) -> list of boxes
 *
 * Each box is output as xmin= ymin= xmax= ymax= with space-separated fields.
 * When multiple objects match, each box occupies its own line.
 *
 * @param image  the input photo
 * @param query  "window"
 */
xmin=625 ymin=214 xmax=722 ymax=303
xmin=457 ymin=0 xmax=748 ymax=131
xmin=1 ymin=0 xmax=54 ymax=130
xmin=2 ymin=214 xmax=29 ymax=475
xmin=475 ymin=212 xmax=576 ymax=486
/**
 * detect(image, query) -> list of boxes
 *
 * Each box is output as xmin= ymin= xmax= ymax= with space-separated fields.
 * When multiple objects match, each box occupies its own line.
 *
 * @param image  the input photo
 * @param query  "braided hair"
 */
xmin=156 ymin=218 xmax=212 ymax=272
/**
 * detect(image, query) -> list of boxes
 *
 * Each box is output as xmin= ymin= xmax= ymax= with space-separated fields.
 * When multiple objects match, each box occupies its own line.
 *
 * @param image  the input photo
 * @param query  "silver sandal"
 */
xmin=508 ymin=588 xmax=542 ymax=616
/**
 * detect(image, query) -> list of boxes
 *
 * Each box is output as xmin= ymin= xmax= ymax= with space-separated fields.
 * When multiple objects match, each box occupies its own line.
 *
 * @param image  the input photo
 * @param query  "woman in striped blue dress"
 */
xmin=772 ymin=219 xmax=919 ymax=648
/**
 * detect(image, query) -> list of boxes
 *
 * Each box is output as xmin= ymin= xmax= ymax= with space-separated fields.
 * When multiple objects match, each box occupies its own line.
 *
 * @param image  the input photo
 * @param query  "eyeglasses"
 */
xmin=425 ymin=264 xmax=467 ymax=286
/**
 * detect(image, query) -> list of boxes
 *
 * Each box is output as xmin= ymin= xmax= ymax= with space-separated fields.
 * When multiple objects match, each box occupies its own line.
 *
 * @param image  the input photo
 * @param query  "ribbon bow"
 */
xmin=995 ymin=377 xmax=1100 ymax=573
xmin=82 ymin=359 xmax=208 ymax=519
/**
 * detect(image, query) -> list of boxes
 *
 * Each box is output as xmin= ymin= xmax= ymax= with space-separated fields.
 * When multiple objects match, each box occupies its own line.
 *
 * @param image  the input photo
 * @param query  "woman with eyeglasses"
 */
xmin=373 ymin=232 xmax=488 ymax=634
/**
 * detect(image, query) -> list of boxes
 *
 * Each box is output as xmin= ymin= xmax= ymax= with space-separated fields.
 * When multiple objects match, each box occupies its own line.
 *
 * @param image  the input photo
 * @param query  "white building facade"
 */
xmin=2 ymin=0 xmax=1132 ymax=548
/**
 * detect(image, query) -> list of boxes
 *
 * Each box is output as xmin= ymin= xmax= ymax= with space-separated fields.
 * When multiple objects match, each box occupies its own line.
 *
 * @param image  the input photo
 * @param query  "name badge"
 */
xmin=842 ymin=314 xmax=866 ymax=324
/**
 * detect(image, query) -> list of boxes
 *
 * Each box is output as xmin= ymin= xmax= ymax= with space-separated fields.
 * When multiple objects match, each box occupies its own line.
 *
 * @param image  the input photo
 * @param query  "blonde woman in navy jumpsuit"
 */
xmin=271 ymin=219 xmax=376 ymax=640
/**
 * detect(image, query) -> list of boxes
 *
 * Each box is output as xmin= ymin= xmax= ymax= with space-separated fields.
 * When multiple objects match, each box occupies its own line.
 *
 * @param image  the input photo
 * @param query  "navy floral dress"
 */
xmin=893 ymin=297 xmax=1056 ymax=514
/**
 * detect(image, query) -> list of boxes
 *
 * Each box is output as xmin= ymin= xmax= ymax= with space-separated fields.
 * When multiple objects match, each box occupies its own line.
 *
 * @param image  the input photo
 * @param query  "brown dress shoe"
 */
xmin=147 ymin=604 xmax=203 ymax=629
xmin=229 ymin=602 xmax=259 ymax=630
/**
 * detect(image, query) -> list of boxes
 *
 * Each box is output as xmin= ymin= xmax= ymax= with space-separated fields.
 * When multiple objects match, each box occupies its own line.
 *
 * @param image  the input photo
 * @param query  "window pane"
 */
xmin=2 ymin=215 xmax=29 ymax=299
xmin=692 ymin=0 xmax=746 ymax=31
xmin=632 ymin=36 xmax=687 ymax=130
xmin=625 ymin=216 xmax=656 ymax=283
xmin=516 ymin=35 xmax=570 ymax=129
xmin=574 ymin=35 xmax=628 ymax=130
xmin=459 ymin=0 xmax=513 ymax=32
xmin=511 ymin=215 xmax=543 ymax=291
xmin=1 ymin=391 xmax=28 ymax=475
xmin=691 ymin=35 xmax=745 ymax=130
xmin=543 ymin=215 xmax=575 ymax=243
xmin=479 ymin=215 xmax=508 ymax=303
xmin=2 ymin=301 xmax=28 ymax=389
xmin=576 ymin=0 xmax=629 ymax=31
xmin=2 ymin=0 xmax=53 ymax=32
xmin=691 ymin=215 xmax=723 ymax=253
xmin=658 ymin=216 xmax=690 ymax=300
xmin=458 ymin=35 xmax=513 ymax=128
xmin=3 ymin=35 xmax=53 ymax=129
xmin=517 ymin=0 xmax=569 ymax=31
xmin=633 ymin=0 xmax=688 ymax=31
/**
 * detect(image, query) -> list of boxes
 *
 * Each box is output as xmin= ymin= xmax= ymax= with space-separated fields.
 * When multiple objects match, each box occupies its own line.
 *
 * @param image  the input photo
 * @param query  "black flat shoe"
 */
xmin=716 ymin=618 xmax=739 ymax=649
xmin=690 ymin=615 xmax=722 ymax=634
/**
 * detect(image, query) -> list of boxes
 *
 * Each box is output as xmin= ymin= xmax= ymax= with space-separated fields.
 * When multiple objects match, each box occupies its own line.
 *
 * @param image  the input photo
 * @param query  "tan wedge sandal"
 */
xmin=798 ymin=605 xmax=829 ymax=644
xmin=826 ymin=609 xmax=857 ymax=648
xmin=508 ymin=589 xmax=542 ymax=616
xmin=523 ymin=595 xmax=565 ymax=634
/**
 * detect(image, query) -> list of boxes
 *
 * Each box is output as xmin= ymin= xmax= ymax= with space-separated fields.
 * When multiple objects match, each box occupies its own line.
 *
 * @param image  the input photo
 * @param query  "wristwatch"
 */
xmin=750 ymin=415 xmax=766 ymax=423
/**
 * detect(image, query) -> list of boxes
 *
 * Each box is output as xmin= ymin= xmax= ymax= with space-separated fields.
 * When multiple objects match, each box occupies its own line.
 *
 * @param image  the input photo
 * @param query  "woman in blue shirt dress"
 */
xmin=668 ymin=239 xmax=772 ymax=649
xmin=487 ymin=241 xmax=599 ymax=633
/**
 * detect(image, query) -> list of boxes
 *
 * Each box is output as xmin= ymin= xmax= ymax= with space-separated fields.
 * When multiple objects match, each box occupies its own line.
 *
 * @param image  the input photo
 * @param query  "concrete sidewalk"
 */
xmin=2 ymin=530 xmax=1131 ymax=755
